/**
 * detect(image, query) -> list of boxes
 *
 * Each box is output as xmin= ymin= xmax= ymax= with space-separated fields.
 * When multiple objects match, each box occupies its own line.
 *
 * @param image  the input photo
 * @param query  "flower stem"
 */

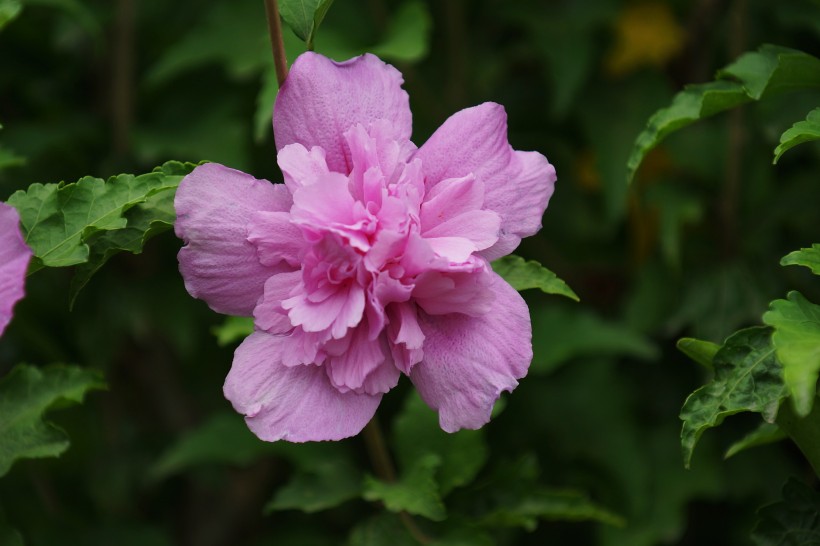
xmin=362 ymin=416 xmax=432 ymax=545
xmin=776 ymin=398 xmax=820 ymax=480
xmin=263 ymin=0 xmax=289 ymax=86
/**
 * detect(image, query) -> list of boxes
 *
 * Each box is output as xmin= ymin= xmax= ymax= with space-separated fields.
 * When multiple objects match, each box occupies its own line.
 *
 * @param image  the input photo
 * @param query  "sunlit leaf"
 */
xmin=677 ymin=337 xmax=720 ymax=373
xmin=363 ymin=454 xmax=446 ymax=521
xmin=781 ymin=244 xmax=820 ymax=275
xmin=211 ymin=316 xmax=255 ymax=347
xmin=7 ymin=161 xmax=195 ymax=275
xmin=763 ymin=292 xmax=820 ymax=416
xmin=491 ymin=255 xmax=578 ymax=301
xmin=279 ymin=0 xmax=334 ymax=50
xmin=680 ymin=327 xmax=787 ymax=468
xmin=628 ymin=45 xmax=820 ymax=182
xmin=0 ymin=0 xmax=21 ymax=31
xmin=724 ymin=422 xmax=786 ymax=460
xmin=751 ymin=478 xmax=820 ymax=546
xmin=0 ymin=364 xmax=104 ymax=477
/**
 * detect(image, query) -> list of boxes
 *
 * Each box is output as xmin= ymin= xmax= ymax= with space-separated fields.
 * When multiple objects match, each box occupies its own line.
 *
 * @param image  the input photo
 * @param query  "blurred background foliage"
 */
xmin=1 ymin=0 xmax=819 ymax=544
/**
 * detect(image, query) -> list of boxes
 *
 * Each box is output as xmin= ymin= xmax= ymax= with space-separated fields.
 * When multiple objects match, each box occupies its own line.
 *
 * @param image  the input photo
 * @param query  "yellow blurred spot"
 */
xmin=575 ymin=150 xmax=601 ymax=192
xmin=606 ymin=2 xmax=685 ymax=76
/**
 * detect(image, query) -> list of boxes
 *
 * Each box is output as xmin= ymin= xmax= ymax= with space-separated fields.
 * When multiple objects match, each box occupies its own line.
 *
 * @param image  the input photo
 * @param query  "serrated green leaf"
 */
xmin=677 ymin=337 xmax=721 ymax=373
xmin=0 ymin=364 xmax=104 ymax=477
xmin=491 ymin=255 xmax=579 ymax=301
xmin=363 ymin=454 xmax=446 ymax=521
xmin=763 ymin=292 xmax=820 ymax=417
xmin=211 ymin=316 xmax=255 ymax=347
xmin=628 ymin=45 xmax=820 ymax=183
xmin=279 ymin=0 xmax=335 ymax=50
xmin=781 ymin=244 xmax=820 ymax=275
xmin=393 ymin=392 xmax=487 ymax=496
xmin=679 ymin=327 xmax=787 ymax=468
xmin=724 ymin=422 xmax=787 ymax=460
xmin=371 ymin=0 xmax=431 ymax=62
xmin=265 ymin=453 xmax=362 ymax=513
xmin=752 ymin=478 xmax=820 ymax=546
xmin=774 ymin=108 xmax=820 ymax=163
xmin=7 ymin=161 xmax=195 ymax=275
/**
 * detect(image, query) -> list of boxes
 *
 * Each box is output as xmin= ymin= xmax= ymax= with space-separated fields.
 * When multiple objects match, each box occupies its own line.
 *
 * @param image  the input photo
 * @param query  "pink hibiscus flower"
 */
xmin=175 ymin=52 xmax=556 ymax=441
xmin=0 ymin=202 xmax=33 ymax=336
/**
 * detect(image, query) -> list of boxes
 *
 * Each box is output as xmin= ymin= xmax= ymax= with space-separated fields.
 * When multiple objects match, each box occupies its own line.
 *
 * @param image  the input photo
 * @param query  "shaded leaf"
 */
xmin=492 ymin=255 xmax=578 ymax=301
xmin=781 ymin=245 xmax=820 ymax=275
xmin=628 ymin=45 xmax=820 ymax=182
xmin=680 ymin=327 xmax=787 ymax=468
xmin=279 ymin=0 xmax=335 ymax=50
xmin=724 ymin=422 xmax=787 ymax=459
xmin=763 ymin=292 xmax=820 ymax=416
xmin=211 ymin=316 xmax=255 ymax=347
xmin=7 ymin=161 xmax=195 ymax=275
xmin=266 ymin=449 xmax=362 ymax=513
xmin=774 ymin=108 xmax=820 ymax=163
xmin=0 ymin=364 xmax=104 ymax=477
xmin=371 ymin=0 xmax=431 ymax=62
xmin=363 ymin=454 xmax=446 ymax=521
xmin=481 ymin=488 xmax=625 ymax=531
xmin=348 ymin=514 xmax=417 ymax=546
xmin=752 ymin=478 xmax=820 ymax=546
xmin=393 ymin=391 xmax=488 ymax=495
xmin=677 ymin=337 xmax=721 ymax=373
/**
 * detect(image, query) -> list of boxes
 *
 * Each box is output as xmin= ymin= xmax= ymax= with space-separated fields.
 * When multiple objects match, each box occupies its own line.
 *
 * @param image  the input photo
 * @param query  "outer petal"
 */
xmin=175 ymin=163 xmax=292 ymax=316
xmin=0 ymin=203 xmax=32 ymax=336
xmin=274 ymin=52 xmax=412 ymax=173
xmin=225 ymin=332 xmax=381 ymax=442
xmin=410 ymin=273 xmax=532 ymax=432
xmin=414 ymin=103 xmax=556 ymax=259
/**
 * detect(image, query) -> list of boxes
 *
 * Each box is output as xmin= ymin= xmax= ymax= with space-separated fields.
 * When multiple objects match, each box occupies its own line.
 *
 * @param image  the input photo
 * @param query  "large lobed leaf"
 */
xmin=0 ymin=364 xmax=104 ymax=477
xmin=763 ymin=292 xmax=820 ymax=417
xmin=627 ymin=44 xmax=820 ymax=182
xmin=491 ymin=255 xmax=579 ymax=301
xmin=781 ymin=245 xmax=820 ymax=276
xmin=679 ymin=327 xmax=787 ymax=468
xmin=774 ymin=108 xmax=820 ymax=164
xmin=751 ymin=478 xmax=820 ymax=546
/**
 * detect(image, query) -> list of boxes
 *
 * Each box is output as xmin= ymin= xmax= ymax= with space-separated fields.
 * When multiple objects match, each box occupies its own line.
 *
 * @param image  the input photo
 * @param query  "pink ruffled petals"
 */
xmin=0 ymin=203 xmax=32 ymax=336
xmin=412 ymin=265 xmax=496 ymax=317
xmin=225 ymin=332 xmax=381 ymax=442
xmin=253 ymin=270 xmax=302 ymax=334
xmin=409 ymin=273 xmax=532 ymax=432
xmin=276 ymin=143 xmax=330 ymax=193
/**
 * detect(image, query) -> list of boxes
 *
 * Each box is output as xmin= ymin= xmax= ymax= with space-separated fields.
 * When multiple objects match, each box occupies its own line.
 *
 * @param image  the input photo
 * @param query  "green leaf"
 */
xmin=211 ymin=316 xmax=255 ymax=347
xmin=370 ymin=0 xmax=432 ymax=62
xmin=724 ymin=422 xmax=786 ymax=460
xmin=781 ymin=244 xmax=820 ymax=275
xmin=348 ymin=514 xmax=417 ymax=546
xmin=0 ymin=0 xmax=21 ymax=31
xmin=763 ymin=292 xmax=820 ymax=416
xmin=491 ymin=255 xmax=579 ymax=301
xmin=363 ymin=454 xmax=446 ymax=521
xmin=149 ymin=412 xmax=277 ymax=481
xmin=0 ymin=364 xmax=104 ymax=477
xmin=679 ymin=327 xmax=787 ymax=468
xmin=279 ymin=0 xmax=335 ymax=50
xmin=265 ymin=453 xmax=362 ymax=513
xmin=751 ymin=478 xmax=820 ymax=546
xmin=7 ymin=161 xmax=195 ymax=275
xmin=628 ymin=44 xmax=820 ymax=183
xmin=393 ymin=392 xmax=488 ymax=495
xmin=677 ymin=337 xmax=721 ymax=373
xmin=774 ymin=107 xmax=820 ymax=163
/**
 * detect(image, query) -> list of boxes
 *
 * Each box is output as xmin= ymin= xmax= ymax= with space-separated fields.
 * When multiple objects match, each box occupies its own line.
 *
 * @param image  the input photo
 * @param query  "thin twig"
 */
xmin=263 ymin=0 xmax=289 ymax=86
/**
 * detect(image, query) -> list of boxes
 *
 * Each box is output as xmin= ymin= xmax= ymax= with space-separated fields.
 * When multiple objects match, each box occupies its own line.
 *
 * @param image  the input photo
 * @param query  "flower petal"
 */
xmin=175 ymin=163 xmax=293 ymax=316
xmin=274 ymin=52 xmax=412 ymax=173
xmin=225 ymin=331 xmax=381 ymax=442
xmin=0 ymin=203 xmax=32 ymax=336
xmin=414 ymin=102 xmax=556 ymax=259
xmin=410 ymin=273 xmax=531 ymax=432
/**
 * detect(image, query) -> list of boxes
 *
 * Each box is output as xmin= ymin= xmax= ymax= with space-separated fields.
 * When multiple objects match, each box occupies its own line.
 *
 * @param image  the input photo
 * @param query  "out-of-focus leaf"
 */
xmin=149 ymin=412 xmax=277 ymax=481
xmin=363 ymin=454 xmax=446 ymax=521
xmin=393 ymin=392 xmax=487 ymax=495
xmin=0 ymin=508 xmax=23 ymax=546
xmin=481 ymin=488 xmax=625 ymax=531
xmin=0 ymin=364 xmax=104 ymax=477
xmin=348 ymin=514 xmax=417 ymax=546
xmin=724 ymin=422 xmax=786 ymax=460
xmin=0 ymin=0 xmax=21 ymax=31
xmin=0 ymin=145 xmax=24 ymax=170
xmin=6 ymin=161 xmax=194 ymax=275
xmin=763 ymin=292 xmax=820 ymax=417
xmin=774 ymin=108 xmax=820 ymax=163
xmin=677 ymin=337 xmax=720 ymax=373
xmin=605 ymin=2 xmax=684 ymax=76
xmin=211 ymin=316 xmax=255 ymax=347
xmin=371 ymin=0 xmax=431 ymax=62
xmin=279 ymin=0 xmax=335 ymax=51
xmin=492 ymin=255 xmax=578 ymax=301
xmin=266 ymin=453 xmax=362 ymax=513
xmin=751 ymin=478 xmax=820 ymax=546
xmin=644 ymin=183 xmax=703 ymax=266
xmin=531 ymin=307 xmax=657 ymax=374
xmin=781 ymin=244 xmax=820 ymax=275
xmin=628 ymin=45 xmax=820 ymax=182
xmin=680 ymin=327 xmax=787 ymax=468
